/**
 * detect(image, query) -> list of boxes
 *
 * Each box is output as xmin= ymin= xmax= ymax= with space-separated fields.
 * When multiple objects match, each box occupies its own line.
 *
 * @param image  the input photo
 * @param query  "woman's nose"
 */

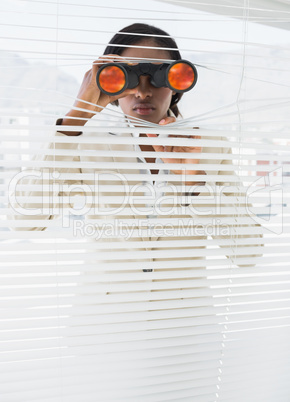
xmin=135 ymin=75 xmax=153 ymax=99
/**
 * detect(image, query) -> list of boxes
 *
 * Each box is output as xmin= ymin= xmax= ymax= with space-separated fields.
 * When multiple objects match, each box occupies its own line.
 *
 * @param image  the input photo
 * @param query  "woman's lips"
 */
xmin=133 ymin=103 xmax=155 ymax=115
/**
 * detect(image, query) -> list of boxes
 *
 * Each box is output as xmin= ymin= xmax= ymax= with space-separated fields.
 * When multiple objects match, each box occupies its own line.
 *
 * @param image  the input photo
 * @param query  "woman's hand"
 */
xmin=60 ymin=56 xmax=138 ymax=135
xmin=145 ymin=116 xmax=205 ymax=186
xmin=74 ymin=55 xmax=138 ymax=115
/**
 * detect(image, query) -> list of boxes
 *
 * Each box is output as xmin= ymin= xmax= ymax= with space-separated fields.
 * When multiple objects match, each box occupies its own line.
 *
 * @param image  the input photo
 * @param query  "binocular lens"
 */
xmin=98 ymin=65 xmax=126 ymax=95
xmin=167 ymin=62 xmax=196 ymax=91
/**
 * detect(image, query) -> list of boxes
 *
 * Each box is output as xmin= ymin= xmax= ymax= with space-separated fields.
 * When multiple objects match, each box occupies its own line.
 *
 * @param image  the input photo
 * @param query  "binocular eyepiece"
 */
xmin=96 ymin=59 xmax=198 ymax=96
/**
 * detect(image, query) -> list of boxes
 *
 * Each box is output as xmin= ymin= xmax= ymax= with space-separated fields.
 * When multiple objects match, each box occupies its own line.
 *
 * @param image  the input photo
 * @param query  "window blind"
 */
xmin=1 ymin=0 xmax=290 ymax=401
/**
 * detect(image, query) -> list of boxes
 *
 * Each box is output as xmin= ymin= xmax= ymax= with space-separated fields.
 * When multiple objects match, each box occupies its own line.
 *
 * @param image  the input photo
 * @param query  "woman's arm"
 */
xmin=146 ymin=123 xmax=264 ymax=267
xmin=9 ymin=56 xmax=140 ymax=229
xmin=210 ymin=146 xmax=264 ymax=267
xmin=8 ymin=132 xmax=82 ymax=231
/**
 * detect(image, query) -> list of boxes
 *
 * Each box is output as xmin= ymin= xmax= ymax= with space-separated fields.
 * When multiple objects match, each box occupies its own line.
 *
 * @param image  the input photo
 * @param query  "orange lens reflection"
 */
xmin=168 ymin=62 xmax=195 ymax=91
xmin=99 ymin=65 xmax=126 ymax=94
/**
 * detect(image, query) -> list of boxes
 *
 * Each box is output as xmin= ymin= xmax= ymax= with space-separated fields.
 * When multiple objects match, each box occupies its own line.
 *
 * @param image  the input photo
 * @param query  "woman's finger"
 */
xmin=92 ymin=54 xmax=125 ymax=75
xmin=144 ymin=134 xmax=165 ymax=153
xmin=159 ymin=116 xmax=176 ymax=125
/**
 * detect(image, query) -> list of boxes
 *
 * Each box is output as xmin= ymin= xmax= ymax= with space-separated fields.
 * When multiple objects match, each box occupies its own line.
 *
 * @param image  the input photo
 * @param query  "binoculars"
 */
xmin=96 ymin=59 xmax=198 ymax=96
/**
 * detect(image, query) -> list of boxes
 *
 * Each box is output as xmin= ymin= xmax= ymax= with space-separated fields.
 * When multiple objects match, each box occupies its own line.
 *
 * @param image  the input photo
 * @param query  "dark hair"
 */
xmin=104 ymin=23 xmax=183 ymax=118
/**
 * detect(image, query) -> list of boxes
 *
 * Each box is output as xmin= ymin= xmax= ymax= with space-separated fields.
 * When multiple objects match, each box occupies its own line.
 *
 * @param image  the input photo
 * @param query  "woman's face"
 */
xmin=118 ymin=41 xmax=175 ymax=125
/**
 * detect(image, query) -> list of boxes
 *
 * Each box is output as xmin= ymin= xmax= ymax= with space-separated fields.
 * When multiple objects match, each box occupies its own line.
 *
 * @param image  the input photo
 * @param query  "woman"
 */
xmin=59 ymin=23 xmax=204 ymax=188
xmin=10 ymin=23 xmax=262 ymax=398
xmin=13 ymin=22 xmax=259 ymax=253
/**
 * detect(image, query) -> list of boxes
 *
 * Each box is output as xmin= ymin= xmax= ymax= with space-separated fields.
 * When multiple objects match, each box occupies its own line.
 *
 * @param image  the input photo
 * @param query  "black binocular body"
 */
xmin=96 ymin=59 xmax=198 ymax=96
